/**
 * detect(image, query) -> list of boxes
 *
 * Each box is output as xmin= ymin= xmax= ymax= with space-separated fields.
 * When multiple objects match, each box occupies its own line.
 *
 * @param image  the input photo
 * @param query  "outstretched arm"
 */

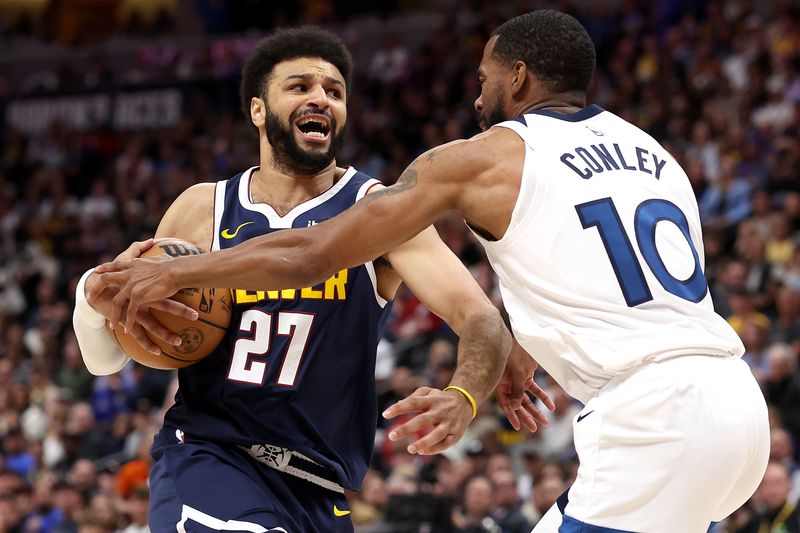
xmin=92 ymin=127 xmax=529 ymax=333
xmin=95 ymin=140 xmax=485 ymax=331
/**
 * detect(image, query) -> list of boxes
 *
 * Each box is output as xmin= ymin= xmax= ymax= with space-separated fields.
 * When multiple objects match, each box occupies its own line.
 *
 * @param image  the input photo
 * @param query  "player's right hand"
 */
xmin=86 ymin=239 xmax=197 ymax=354
xmin=383 ymin=386 xmax=474 ymax=455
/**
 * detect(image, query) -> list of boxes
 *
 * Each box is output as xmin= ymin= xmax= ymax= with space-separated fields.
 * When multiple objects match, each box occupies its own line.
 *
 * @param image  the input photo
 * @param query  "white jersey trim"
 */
xmin=211 ymin=180 xmax=227 ymax=252
xmin=177 ymin=503 xmax=287 ymax=532
xmin=356 ymin=178 xmax=389 ymax=308
xmin=493 ymin=119 xmax=534 ymax=148
xmin=239 ymin=166 xmax=358 ymax=229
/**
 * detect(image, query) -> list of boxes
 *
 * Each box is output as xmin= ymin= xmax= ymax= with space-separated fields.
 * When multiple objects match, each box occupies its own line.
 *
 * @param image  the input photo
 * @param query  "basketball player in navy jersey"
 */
xmin=74 ymin=28 xmax=551 ymax=532
xmin=96 ymin=11 xmax=772 ymax=533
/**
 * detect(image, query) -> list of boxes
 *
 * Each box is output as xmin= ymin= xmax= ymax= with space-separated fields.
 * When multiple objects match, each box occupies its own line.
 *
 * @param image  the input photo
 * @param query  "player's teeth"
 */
xmin=306 ymin=131 xmax=325 ymax=138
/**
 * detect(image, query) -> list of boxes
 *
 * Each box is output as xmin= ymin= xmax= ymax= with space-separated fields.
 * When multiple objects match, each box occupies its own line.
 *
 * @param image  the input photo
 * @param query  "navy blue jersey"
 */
xmin=163 ymin=167 xmax=392 ymax=490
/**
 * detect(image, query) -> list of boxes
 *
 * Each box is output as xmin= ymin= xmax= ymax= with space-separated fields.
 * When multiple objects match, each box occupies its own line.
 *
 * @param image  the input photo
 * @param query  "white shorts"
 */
xmin=534 ymin=355 xmax=769 ymax=533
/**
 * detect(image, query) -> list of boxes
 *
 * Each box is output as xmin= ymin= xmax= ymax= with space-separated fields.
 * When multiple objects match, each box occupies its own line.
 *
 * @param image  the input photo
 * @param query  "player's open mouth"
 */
xmin=295 ymin=115 xmax=331 ymax=143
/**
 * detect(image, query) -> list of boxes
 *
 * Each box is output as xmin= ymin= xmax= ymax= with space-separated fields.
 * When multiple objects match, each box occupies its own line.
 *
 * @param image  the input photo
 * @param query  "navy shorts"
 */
xmin=148 ymin=427 xmax=354 ymax=533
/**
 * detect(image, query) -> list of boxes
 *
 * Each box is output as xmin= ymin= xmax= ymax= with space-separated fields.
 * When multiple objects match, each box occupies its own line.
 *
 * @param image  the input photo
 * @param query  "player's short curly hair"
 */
xmin=239 ymin=27 xmax=353 ymax=126
xmin=491 ymin=10 xmax=595 ymax=95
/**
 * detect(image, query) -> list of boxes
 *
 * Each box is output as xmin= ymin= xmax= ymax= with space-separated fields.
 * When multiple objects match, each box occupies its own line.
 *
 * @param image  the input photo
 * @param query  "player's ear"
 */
xmin=250 ymin=97 xmax=266 ymax=128
xmin=510 ymin=60 xmax=527 ymax=97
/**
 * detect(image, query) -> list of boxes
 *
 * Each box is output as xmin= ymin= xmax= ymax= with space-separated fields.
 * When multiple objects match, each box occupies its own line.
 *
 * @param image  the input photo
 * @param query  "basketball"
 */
xmin=106 ymin=238 xmax=233 ymax=370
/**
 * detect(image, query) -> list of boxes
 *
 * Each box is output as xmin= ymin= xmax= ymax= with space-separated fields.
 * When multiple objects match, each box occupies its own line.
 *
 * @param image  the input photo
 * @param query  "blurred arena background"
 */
xmin=0 ymin=0 xmax=799 ymax=532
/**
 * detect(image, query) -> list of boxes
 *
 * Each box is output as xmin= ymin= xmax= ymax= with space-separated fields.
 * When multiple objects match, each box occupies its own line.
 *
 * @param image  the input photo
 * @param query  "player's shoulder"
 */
xmin=169 ymin=182 xmax=216 ymax=214
xmin=413 ymin=128 xmax=523 ymax=188
xmin=169 ymin=167 xmax=249 ymax=209
xmin=445 ymin=127 xmax=520 ymax=154
xmin=178 ymin=182 xmax=216 ymax=200
xmin=157 ymin=182 xmax=217 ymax=247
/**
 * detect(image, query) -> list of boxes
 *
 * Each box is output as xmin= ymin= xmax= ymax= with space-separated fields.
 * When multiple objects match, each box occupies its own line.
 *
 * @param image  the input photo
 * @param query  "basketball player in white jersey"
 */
xmin=94 ymin=10 xmax=770 ymax=532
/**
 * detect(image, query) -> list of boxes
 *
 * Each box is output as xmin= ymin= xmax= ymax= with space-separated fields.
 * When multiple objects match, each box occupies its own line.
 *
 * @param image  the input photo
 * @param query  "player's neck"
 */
xmin=514 ymin=94 xmax=586 ymax=117
xmin=250 ymin=158 xmax=343 ymax=216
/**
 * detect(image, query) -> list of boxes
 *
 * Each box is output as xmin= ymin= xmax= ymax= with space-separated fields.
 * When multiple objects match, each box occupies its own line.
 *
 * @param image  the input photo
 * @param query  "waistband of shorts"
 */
xmin=159 ymin=427 xmax=345 ymax=494
xmin=241 ymin=443 xmax=345 ymax=494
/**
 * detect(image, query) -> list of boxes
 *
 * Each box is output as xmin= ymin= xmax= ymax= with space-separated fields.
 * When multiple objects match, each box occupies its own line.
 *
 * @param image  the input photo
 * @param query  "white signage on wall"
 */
xmin=5 ymin=89 xmax=183 ymax=134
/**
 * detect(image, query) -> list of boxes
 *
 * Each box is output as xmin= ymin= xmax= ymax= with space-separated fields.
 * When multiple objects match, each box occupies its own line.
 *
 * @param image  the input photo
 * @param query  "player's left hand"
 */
xmin=383 ymin=386 xmax=474 ymax=455
xmin=91 ymin=255 xmax=181 ymax=334
xmin=496 ymin=341 xmax=555 ymax=432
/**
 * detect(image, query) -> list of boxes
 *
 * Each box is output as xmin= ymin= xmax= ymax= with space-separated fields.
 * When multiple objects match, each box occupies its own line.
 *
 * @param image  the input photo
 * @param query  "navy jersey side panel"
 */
xmin=163 ymin=168 xmax=390 ymax=490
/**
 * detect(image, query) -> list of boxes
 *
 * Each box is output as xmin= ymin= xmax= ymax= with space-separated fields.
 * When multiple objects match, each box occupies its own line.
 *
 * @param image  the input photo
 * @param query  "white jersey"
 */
xmin=472 ymin=105 xmax=744 ymax=403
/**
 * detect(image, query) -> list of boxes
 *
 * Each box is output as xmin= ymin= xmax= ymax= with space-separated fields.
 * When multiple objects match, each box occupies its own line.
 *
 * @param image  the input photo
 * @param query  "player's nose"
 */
xmin=474 ymin=95 xmax=483 ymax=113
xmin=306 ymin=84 xmax=330 ymax=110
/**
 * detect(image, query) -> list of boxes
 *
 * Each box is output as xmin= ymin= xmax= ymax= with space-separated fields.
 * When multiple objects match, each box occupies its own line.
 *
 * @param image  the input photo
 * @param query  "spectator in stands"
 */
xmin=66 ymin=458 xmax=97 ymax=499
xmin=770 ymin=286 xmax=800 ymax=351
xmin=763 ymin=345 xmax=800 ymax=444
xmin=55 ymin=334 xmax=94 ymax=402
xmin=736 ymin=462 xmax=800 ymax=533
xmin=115 ymin=437 xmax=151 ymax=500
xmin=490 ymin=468 xmax=532 ymax=533
xmin=521 ymin=474 xmax=565 ymax=527
xmin=0 ymin=492 xmax=24 ymax=532
xmin=77 ymin=511 xmax=115 ymax=533
xmin=350 ymin=469 xmax=388 ymax=528
xmin=50 ymin=480 xmax=84 ymax=532
xmin=769 ymin=427 xmax=800 ymax=503
xmin=451 ymin=475 xmax=496 ymax=532
xmin=2 ymin=428 xmax=36 ymax=479
xmin=727 ymin=288 xmax=771 ymax=336
xmin=119 ymin=485 xmax=150 ymax=533
xmin=536 ymin=385 xmax=580 ymax=463
xmin=741 ymin=320 xmax=772 ymax=380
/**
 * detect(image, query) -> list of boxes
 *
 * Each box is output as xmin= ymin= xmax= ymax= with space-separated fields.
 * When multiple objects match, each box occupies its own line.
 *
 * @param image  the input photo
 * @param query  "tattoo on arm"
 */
xmin=425 ymin=148 xmax=438 ymax=164
xmin=364 ymin=167 xmax=418 ymax=205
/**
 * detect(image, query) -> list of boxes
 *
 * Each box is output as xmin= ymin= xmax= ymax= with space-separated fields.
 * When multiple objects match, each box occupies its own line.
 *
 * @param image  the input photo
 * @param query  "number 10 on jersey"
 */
xmin=575 ymin=197 xmax=708 ymax=307
xmin=227 ymin=309 xmax=315 ymax=386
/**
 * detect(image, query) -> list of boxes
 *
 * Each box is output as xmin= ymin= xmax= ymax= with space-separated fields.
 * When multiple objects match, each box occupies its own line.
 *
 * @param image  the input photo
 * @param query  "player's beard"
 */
xmin=478 ymin=92 xmax=507 ymax=131
xmin=265 ymin=106 xmax=346 ymax=175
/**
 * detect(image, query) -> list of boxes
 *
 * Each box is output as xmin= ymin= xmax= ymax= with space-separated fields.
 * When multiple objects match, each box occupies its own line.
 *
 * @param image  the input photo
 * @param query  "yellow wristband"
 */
xmin=444 ymin=386 xmax=477 ymax=419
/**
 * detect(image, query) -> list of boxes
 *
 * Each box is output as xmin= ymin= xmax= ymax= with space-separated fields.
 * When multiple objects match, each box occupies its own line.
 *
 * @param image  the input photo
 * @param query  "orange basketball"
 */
xmin=106 ymin=238 xmax=233 ymax=369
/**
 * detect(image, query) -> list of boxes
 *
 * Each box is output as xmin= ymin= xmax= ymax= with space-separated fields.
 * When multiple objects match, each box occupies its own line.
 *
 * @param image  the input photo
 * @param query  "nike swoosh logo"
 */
xmin=576 ymin=410 xmax=595 ymax=423
xmin=221 ymin=221 xmax=254 ymax=239
xmin=333 ymin=505 xmax=350 ymax=517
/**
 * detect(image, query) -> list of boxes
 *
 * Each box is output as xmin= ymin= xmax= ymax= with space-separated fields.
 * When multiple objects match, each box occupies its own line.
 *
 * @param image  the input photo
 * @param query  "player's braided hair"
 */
xmin=239 ymin=27 xmax=353 ymax=126
xmin=492 ymin=10 xmax=595 ymax=95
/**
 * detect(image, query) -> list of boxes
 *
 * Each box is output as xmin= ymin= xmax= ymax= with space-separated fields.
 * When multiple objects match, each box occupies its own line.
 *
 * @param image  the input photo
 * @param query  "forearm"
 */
xmin=169 ymin=161 xmax=455 ymax=292
xmin=448 ymin=306 xmax=512 ymax=406
xmin=172 ymin=229 xmax=334 ymax=291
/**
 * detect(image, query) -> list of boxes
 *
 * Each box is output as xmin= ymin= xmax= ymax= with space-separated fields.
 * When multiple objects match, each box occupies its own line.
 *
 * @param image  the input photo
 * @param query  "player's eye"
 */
xmin=289 ymin=84 xmax=307 ymax=92
xmin=327 ymin=89 xmax=341 ymax=99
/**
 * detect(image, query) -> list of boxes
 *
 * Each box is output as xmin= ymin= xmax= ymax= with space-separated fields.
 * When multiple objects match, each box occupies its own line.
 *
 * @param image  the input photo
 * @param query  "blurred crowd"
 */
xmin=1 ymin=0 xmax=800 ymax=532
